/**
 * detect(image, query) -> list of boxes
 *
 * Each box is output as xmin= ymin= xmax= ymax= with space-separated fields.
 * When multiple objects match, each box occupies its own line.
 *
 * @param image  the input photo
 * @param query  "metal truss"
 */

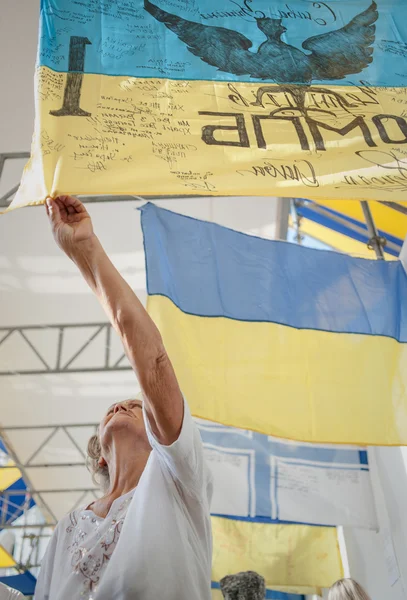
xmin=1 ymin=423 xmax=97 ymax=470
xmin=0 ymin=424 xmax=99 ymax=529
xmin=0 ymin=488 xmax=97 ymax=530
xmin=0 ymin=322 xmax=132 ymax=375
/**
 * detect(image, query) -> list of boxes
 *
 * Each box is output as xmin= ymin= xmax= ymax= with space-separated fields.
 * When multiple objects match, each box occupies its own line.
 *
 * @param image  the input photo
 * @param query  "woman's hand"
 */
xmin=46 ymin=196 xmax=95 ymax=258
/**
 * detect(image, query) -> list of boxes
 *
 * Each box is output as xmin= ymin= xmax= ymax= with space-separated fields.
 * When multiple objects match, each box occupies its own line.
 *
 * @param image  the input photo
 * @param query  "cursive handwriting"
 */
xmin=378 ymin=40 xmax=407 ymax=59
xmin=201 ymin=0 xmax=265 ymax=22
xmin=237 ymin=159 xmax=319 ymax=187
xmin=342 ymin=150 xmax=407 ymax=190
xmin=270 ymin=2 xmax=336 ymax=26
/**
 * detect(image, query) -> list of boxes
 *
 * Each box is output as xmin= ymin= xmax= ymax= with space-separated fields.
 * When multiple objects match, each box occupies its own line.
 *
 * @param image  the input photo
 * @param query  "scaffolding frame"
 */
xmin=0 ymin=323 xmax=131 ymax=376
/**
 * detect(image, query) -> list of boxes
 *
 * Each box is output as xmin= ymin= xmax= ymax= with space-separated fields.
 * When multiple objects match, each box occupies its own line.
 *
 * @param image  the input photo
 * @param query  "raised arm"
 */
xmin=45 ymin=196 xmax=183 ymax=445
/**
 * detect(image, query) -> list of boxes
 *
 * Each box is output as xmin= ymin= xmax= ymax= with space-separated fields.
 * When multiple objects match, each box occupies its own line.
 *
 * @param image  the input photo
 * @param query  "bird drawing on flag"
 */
xmin=144 ymin=0 xmax=378 ymax=84
xmin=144 ymin=0 xmax=378 ymax=116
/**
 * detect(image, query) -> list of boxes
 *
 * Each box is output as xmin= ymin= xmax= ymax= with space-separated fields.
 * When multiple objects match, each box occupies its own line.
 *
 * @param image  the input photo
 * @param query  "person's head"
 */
xmin=86 ymin=398 xmax=150 ymax=492
xmin=328 ymin=579 xmax=371 ymax=600
xmin=255 ymin=17 xmax=287 ymax=39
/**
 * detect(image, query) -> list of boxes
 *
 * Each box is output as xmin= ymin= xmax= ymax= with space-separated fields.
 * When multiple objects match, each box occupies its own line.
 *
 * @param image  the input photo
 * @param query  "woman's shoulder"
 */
xmin=51 ymin=508 xmax=82 ymax=537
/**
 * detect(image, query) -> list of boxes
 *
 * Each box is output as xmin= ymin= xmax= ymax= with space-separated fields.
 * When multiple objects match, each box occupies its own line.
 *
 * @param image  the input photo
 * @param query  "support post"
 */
xmin=360 ymin=201 xmax=386 ymax=260
xmin=274 ymin=198 xmax=291 ymax=240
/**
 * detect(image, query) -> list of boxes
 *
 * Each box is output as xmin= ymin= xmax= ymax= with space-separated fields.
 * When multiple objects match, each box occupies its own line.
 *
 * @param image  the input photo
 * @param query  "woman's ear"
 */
xmin=98 ymin=456 xmax=107 ymax=468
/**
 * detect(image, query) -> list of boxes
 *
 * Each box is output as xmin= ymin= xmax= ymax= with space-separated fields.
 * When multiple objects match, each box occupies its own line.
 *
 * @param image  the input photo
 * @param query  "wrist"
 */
xmin=68 ymin=234 xmax=101 ymax=263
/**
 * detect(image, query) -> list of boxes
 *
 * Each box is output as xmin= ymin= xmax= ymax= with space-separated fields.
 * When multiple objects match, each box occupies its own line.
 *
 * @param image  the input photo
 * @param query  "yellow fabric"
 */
xmin=211 ymin=517 xmax=343 ymax=589
xmin=148 ymin=295 xmax=407 ymax=445
xmin=296 ymin=217 xmax=398 ymax=260
xmin=0 ymin=546 xmax=16 ymax=569
xmin=10 ymin=68 xmax=407 ymax=210
xmin=0 ymin=468 xmax=21 ymax=491
xmin=317 ymin=200 xmax=407 ymax=241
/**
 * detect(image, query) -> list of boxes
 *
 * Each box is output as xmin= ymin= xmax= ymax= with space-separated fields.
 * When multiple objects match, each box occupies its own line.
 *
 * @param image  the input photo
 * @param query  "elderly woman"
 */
xmin=34 ymin=196 xmax=213 ymax=600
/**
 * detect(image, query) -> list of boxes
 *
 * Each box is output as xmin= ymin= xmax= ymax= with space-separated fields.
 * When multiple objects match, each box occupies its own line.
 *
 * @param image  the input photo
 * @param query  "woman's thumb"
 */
xmin=46 ymin=197 xmax=61 ymax=225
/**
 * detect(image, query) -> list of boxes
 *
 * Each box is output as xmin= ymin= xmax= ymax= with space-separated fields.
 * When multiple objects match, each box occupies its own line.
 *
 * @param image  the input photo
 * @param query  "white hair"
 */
xmin=328 ymin=579 xmax=371 ymax=600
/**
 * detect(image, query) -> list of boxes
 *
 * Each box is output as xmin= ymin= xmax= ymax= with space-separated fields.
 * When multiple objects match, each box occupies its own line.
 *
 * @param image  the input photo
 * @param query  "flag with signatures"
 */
xmin=198 ymin=416 xmax=374 ymax=588
xmin=197 ymin=419 xmax=377 ymax=529
xmin=10 ymin=0 xmax=407 ymax=209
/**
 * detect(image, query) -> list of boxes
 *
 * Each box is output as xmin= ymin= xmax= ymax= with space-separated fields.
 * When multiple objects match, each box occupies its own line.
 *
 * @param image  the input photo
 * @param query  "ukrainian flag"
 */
xmin=11 ymin=0 xmax=407 ymax=209
xmin=141 ymin=202 xmax=407 ymax=447
xmin=0 ymin=441 xmax=34 ymax=529
xmin=142 ymin=203 xmax=372 ymax=589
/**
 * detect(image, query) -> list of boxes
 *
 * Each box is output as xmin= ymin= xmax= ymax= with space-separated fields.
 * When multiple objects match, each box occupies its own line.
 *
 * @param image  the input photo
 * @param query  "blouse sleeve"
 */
xmin=143 ymin=396 xmax=212 ymax=502
xmin=33 ymin=524 xmax=59 ymax=600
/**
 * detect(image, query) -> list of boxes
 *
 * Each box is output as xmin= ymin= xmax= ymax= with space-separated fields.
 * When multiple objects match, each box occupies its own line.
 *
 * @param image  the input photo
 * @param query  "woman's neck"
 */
xmin=90 ymin=446 xmax=151 ymax=518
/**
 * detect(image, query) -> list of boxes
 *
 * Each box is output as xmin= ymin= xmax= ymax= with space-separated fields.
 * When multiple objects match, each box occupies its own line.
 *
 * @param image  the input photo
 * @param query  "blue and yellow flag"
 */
xmin=141 ymin=202 xmax=407 ymax=446
xmin=140 ymin=203 xmax=354 ymax=588
xmin=0 ymin=440 xmax=35 ymax=528
xmin=11 ymin=0 xmax=407 ymax=208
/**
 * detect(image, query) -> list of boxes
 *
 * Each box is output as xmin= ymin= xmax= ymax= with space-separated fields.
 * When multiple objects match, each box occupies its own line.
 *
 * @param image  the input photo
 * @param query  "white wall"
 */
xmin=0 ymin=0 xmax=39 ymax=198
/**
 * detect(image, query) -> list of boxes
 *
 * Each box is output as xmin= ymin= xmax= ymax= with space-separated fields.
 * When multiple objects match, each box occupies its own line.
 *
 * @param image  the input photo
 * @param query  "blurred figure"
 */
xmin=220 ymin=571 xmax=265 ymax=599
xmin=328 ymin=578 xmax=371 ymax=600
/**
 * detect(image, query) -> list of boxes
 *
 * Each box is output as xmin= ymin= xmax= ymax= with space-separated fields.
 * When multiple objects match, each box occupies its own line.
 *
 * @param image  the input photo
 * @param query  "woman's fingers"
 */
xmin=58 ymin=195 xmax=87 ymax=214
xmin=46 ymin=197 xmax=61 ymax=226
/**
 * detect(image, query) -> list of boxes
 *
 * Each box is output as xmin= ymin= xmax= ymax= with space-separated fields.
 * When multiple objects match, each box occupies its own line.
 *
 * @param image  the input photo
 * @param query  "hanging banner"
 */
xmin=141 ymin=202 xmax=407 ymax=446
xmin=198 ymin=420 xmax=377 ymax=529
xmin=11 ymin=0 xmax=407 ymax=209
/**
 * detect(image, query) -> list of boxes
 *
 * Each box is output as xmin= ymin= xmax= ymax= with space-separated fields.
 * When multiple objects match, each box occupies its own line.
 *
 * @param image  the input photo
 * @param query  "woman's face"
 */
xmin=98 ymin=399 xmax=148 ymax=456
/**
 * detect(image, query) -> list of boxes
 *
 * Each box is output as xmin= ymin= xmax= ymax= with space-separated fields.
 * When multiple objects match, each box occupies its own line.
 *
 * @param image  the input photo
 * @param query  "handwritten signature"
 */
xmin=342 ymin=150 xmax=407 ymax=190
xmin=237 ymin=158 xmax=319 ymax=188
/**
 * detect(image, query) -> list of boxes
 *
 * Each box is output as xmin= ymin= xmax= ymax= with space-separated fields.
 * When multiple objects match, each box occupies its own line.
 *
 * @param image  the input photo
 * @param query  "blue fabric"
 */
xmin=140 ymin=202 xmax=407 ymax=341
xmin=39 ymin=0 xmax=407 ymax=88
xmin=0 ymin=572 xmax=36 ymax=596
xmin=198 ymin=420 xmax=368 ymax=526
xmin=0 ymin=478 xmax=35 ymax=527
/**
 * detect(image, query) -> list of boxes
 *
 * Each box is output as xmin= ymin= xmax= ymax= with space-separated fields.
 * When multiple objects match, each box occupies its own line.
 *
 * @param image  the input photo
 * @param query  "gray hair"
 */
xmin=86 ymin=428 xmax=110 ymax=493
xmin=328 ymin=579 xmax=371 ymax=600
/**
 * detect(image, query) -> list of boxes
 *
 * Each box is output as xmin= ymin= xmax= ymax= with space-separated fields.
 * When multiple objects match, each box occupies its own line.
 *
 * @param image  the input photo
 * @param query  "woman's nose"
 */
xmin=114 ymin=403 xmax=128 ymax=413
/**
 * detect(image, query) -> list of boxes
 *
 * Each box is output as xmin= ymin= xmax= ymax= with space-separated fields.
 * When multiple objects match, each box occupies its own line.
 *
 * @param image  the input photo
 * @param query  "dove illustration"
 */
xmin=144 ymin=0 xmax=378 ymax=84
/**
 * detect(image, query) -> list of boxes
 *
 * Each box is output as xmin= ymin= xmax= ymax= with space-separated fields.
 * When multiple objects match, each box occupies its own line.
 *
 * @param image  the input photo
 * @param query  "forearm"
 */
xmin=69 ymin=235 xmax=165 ymax=377
xmin=47 ymin=195 xmax=183 ymax=443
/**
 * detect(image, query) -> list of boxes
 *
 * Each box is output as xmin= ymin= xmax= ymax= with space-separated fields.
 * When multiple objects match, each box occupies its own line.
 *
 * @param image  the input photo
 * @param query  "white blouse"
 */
xmin=34 ymin=398 xmax=213 ymax=600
